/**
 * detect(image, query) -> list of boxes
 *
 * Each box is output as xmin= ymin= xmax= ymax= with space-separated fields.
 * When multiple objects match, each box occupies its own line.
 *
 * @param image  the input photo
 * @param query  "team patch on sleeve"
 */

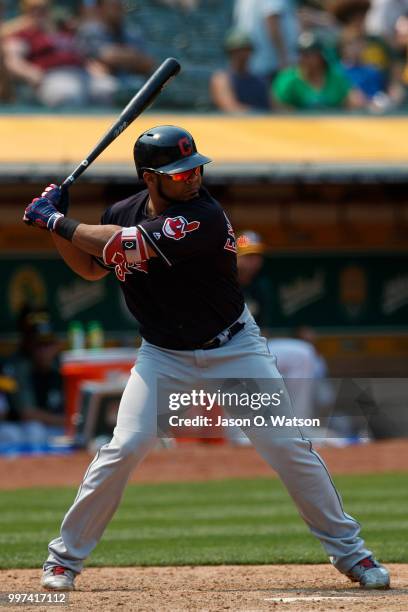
xmin=162 ymin=216 xmax=200 ymax=240
xmin=103 ymin=227 xmax=149 ymax=281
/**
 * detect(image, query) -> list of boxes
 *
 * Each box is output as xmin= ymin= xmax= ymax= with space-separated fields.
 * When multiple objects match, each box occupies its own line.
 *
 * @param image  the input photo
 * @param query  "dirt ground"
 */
xmin=1 ymin=565 xmax=407 ymax=612
xmin=1 ymin=439 xmax=407 ymax=611
xmin=1 ymin=438 xmax=408 ymax=490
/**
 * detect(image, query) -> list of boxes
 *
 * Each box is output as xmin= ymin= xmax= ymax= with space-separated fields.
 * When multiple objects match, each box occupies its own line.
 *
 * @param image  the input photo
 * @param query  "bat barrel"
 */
xmin=61 ymin=58 xmax=181 ymax=189
xmin=120 ymin=57 xmax=181 ymax=122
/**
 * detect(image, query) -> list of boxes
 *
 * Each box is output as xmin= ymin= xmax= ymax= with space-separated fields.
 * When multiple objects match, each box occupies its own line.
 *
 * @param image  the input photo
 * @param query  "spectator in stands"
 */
xmin=0 ymin=50 xmax=13 ymax=102
xmin=237 ymin=233 xmax=343 ymax=438
xmin=233 ymin=0 xmax=299 ymax=83
xmin=3 ymin=306 xmax=65 ymax=447
xmin=2 ymin=0 xmax=115 ymax=107
xmin=394 ymin=13 xmax=408 ymax=98
xmin=272 ymin=31 xmax=366 ymax=110
xmin=365 ymin=0 xmax=408 ymax=43
xmin=332 ymin=0 xmax=406 ymax=108
xmin=298 ymin=0 xmax=337 ymax=32
xmin=339 ymin=31 xmax=387 ymax=97
xmin=329 ymin=0 xmax=393 ymax=75
xmin=235 ymin=230 xmax=321 ymax=425
xmin=0 ymin=1 xmax=13 ymax=103
xmin=236 ymin=230 xmax=275 ymax=330
xmin=0 ymin=366 xmax=20 ymax=447
xmin=210 ymin=29 xmax=271 ymax=112
xmin=77 ymin=0 xmax=155 ymax=104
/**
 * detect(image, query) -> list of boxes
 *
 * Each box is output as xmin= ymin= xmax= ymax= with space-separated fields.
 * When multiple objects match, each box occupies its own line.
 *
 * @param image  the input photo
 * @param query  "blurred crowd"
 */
xmin=1 ymin=0 xmax=408 ymax=112
xmin=212 ymin=0 xmax=408 ymax=113
xmin=0 ymin=306 xmax=65 ymax=451
xmin=0 ymin=0 xmax=154 ymax=107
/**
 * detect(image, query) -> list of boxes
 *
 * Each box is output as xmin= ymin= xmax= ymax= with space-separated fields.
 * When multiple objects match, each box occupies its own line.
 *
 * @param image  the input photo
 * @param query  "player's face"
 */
xmin=148 ymin=167 xmax=202 ymax=203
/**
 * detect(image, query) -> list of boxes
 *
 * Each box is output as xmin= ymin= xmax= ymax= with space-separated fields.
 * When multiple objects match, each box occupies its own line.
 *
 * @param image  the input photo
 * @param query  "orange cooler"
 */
xmin=61 ymin=348 xmax=137 ymax=434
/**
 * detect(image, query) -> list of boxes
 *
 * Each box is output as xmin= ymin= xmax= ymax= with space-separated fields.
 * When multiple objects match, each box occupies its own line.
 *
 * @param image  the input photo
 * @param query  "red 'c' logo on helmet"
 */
xmin=178 ymin=137 xmax=193 ymax=157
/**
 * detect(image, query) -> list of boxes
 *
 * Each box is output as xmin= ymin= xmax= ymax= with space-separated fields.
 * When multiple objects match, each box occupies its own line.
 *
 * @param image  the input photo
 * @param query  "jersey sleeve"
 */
xmin=137 ymin=202 xmax=225 ymax=266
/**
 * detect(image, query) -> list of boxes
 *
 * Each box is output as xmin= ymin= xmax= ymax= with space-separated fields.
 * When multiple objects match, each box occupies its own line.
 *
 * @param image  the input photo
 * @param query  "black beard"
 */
xmin=157 ymin=180 xmax=175 ymax=204
xmin=156 ymin=178 xmax=199 ymax=204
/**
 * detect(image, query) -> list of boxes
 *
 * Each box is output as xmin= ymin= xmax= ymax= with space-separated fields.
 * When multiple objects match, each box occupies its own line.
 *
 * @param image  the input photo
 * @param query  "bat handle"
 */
xmin=61 ymin=174 xmax=75 ymax=189
xmin=58 ymin=182 xmax=71 ymax=215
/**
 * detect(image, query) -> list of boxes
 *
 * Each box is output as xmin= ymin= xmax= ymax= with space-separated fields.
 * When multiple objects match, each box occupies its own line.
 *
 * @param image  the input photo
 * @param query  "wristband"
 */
xmin=54 ymin=217 xmax=80 ymax=241
xmin=47 ymin=211 xmax=64 ymax=231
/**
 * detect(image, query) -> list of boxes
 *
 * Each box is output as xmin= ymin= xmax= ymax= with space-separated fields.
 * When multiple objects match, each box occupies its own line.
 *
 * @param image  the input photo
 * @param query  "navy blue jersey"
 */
xmin=98 ymin=187 xmax=244 ymax=349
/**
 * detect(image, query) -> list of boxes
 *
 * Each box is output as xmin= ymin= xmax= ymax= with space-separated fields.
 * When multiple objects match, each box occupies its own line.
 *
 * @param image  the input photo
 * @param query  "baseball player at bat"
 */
xmin=23 ymin=125 xmax=390 ymax=591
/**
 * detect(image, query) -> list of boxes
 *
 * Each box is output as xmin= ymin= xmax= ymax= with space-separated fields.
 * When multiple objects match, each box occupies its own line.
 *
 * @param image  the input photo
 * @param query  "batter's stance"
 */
xmin=24 ymin=125 xmax=390 ymax=591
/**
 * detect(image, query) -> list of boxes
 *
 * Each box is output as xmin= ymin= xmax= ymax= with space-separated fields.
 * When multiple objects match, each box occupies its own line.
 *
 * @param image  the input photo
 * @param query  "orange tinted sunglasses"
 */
xmin=168 ymin=166 xmax=201 ymax=182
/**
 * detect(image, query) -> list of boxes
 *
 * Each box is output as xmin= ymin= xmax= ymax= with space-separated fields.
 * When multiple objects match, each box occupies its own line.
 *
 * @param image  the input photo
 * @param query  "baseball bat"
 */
xmin=61 ymin=57 xmax=181 ymax=190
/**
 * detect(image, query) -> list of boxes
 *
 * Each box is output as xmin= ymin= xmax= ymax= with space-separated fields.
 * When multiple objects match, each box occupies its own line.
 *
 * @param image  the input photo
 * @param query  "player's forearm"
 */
xmin=51 ymin=232 xmax=108 ymax=281
xmin=70 ymin=223 xmax=122 ymax=257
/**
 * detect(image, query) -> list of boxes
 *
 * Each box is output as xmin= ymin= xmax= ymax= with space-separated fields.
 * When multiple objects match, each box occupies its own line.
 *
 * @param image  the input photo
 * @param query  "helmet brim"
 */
xmin=147 ymin=152 xmax=212 ymax=175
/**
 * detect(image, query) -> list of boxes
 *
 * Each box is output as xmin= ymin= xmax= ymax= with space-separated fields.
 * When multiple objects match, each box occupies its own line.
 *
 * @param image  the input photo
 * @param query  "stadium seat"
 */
xmin=127 ymin=0 xmax=235 ymax=109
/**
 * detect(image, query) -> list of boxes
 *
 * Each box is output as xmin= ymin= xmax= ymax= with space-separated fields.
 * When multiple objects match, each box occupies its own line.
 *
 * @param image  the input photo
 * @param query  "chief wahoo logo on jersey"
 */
xmin=162 ymin=216 xmax=200 ymax=240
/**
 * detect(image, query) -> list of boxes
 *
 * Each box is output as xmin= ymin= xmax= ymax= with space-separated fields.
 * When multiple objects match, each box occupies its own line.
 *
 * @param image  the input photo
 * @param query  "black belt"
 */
xmin=202 ymin=321 xmax=245 ymax=350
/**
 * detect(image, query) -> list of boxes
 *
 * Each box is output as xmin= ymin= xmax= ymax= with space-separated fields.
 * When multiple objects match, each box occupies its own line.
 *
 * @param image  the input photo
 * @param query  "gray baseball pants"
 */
xmin=45 ymin=307 xmax=371 ymax=575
